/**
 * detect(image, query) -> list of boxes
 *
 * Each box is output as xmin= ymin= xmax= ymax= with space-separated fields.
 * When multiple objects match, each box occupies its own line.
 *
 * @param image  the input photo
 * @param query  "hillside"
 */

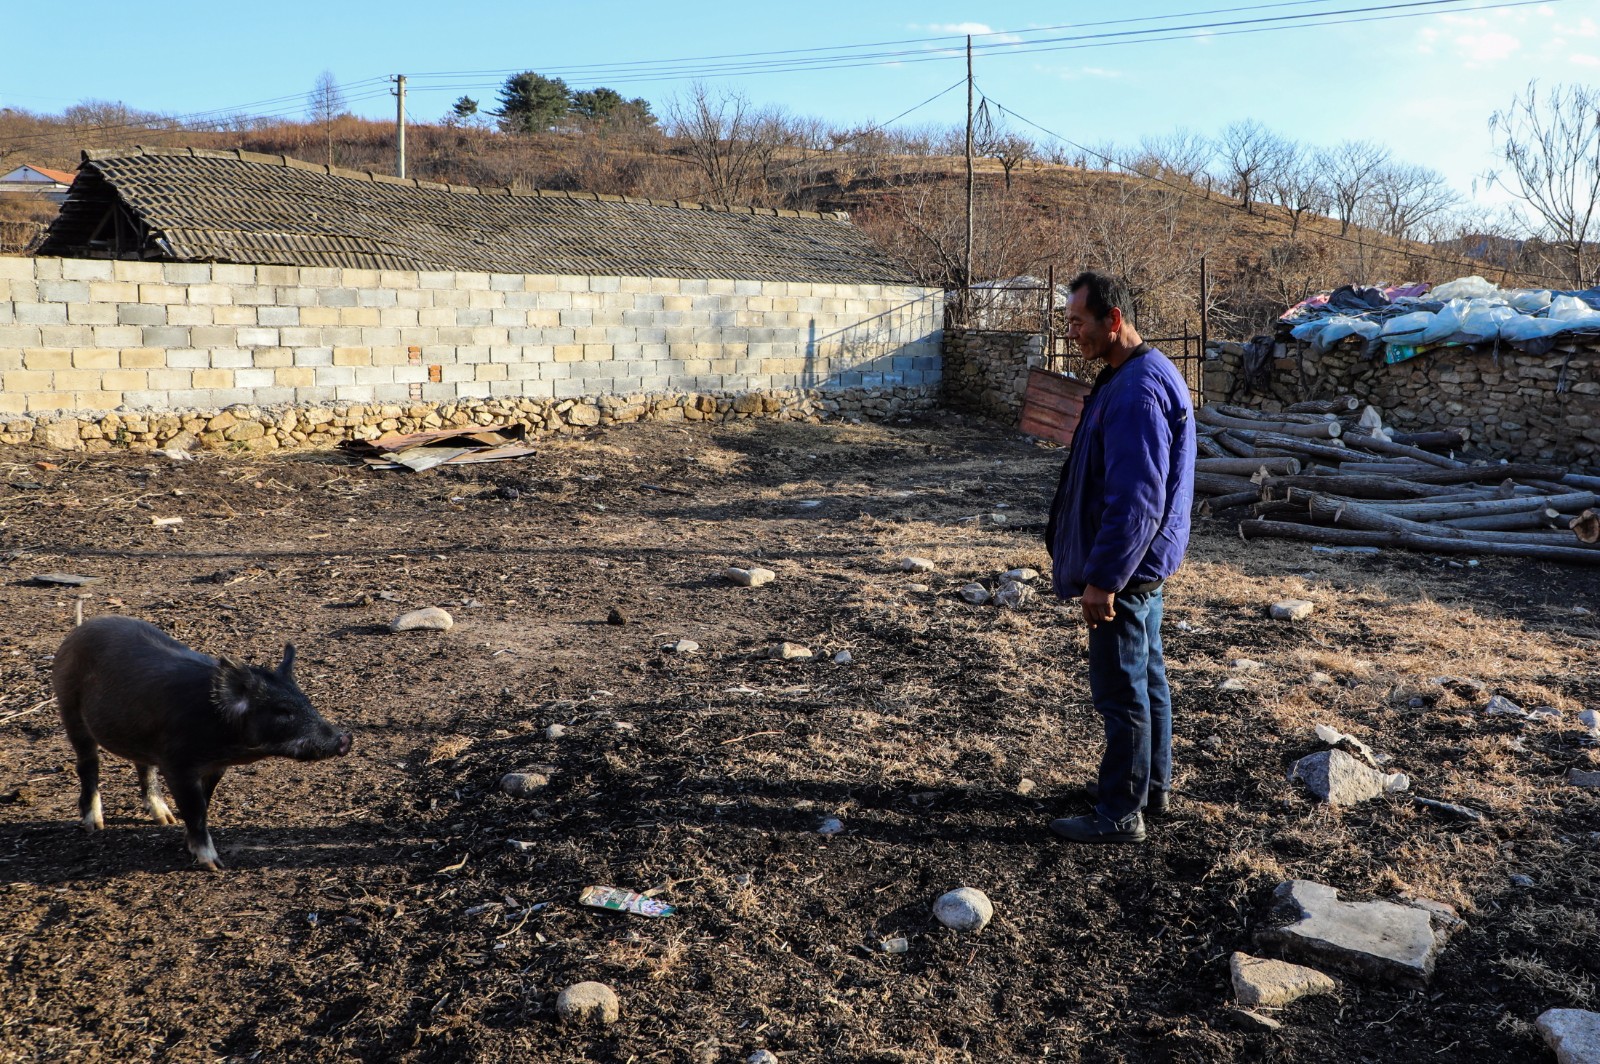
xmin=0 ymin=112 xmax=1551 ymax=336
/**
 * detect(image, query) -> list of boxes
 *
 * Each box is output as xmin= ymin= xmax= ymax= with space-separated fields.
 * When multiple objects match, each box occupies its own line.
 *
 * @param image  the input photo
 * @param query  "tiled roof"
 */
xmin=38 ymin=147 xmax=915 ymax=285
xmin=6 ymin=165 xmax=77 ymax=185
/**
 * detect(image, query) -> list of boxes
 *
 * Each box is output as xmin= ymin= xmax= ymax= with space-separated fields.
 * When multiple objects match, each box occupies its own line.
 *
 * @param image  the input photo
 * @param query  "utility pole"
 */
xmin=964 ymin=36 xmax=974 ymax=306
xmin=393 ymin=75 xmax=407 ymax=179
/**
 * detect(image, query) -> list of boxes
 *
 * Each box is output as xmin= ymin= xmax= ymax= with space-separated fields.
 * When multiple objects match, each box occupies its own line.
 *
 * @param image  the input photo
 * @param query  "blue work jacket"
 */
xmin=1045 ymin=345 xmax=1196 ymax=599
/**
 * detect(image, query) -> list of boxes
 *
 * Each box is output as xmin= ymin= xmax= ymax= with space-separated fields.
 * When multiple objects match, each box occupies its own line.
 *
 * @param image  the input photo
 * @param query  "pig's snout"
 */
xmin=336 ymin=732 xmax=353 ymax=757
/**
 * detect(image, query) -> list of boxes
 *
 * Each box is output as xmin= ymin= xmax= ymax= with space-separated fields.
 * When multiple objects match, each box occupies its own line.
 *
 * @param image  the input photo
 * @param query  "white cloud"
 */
xmin=1571 ymin=52 xmax=1600 ymax=66
xmin=1456 ymin=30 xmax=1522 ymax=63
xmin=924 ymin=22 xmax=995 ymax=35
xmin=1080 ymin=67 xmax=1122 ymax=79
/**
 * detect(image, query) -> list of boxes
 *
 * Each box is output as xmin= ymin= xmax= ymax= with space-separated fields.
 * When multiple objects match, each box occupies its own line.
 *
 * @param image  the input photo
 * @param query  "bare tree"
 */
xmin=1130 ymin=127 xmax=1214 ymax=188
xmin=1488 ymin=81 xmax=1600 ymax=286
xmin=1367 ymin=162 xmax=1458 ymax=241
xmin=306 ymin=71 xmax=348 ymax=166
xmin=666 ymin=84 xmax=801 ymax=204
xmin=1320 ymin=139 xmax=1391 ymax=236
xmin=1267 ymin=142 xmax=1331 ymax=240
xmin=1218 ymin=119 xmax=1290 ymax=214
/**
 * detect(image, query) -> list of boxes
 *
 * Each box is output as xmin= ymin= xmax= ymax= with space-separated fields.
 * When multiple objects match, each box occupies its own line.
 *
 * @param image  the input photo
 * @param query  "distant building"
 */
xmin=0 ymin=164 xmax=75 ymax=202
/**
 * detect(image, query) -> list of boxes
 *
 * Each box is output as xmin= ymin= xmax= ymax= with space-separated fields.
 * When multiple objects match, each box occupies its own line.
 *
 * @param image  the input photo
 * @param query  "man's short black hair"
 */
xmin=1068 ymin=271 xmax=1134 ymax=322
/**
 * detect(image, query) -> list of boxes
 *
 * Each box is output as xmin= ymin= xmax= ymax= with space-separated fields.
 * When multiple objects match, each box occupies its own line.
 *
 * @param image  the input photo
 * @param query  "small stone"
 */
xmin=606 ymin=606 xmax=629 ymax=626
xmin=545 ymin=724 xmax=567 ymax=740
xmin=1231 ymin=658 xmax=1265 ymax=671
xmin=1218 ymin=677 xmax=1250 ymax=691
xmin=1537 ymin=1008 xmax=1600 ymax=1064
xmin=933 ymin=887 xmax=994 ymax=932
xmin=817 ymin=817 xmax=845 ymax=836
xmin=1230 ymin=951 xmax=1338 ymax=1008
xmin=748 ymin=1052 xmax=781 ymax=1064
xmin=556 ymin=981 xmax=619 ymax=1025
xmin=771 ymin=642 xmax=813 ymax=661
xmin=506 ymin=839 xmax=538 ymax=853
xmin=832 ymin=649 xmax=854 ymax=665
xmin=1530 ymin=705 xmax=1562 ymax=721
xmin=1016 ymin=778 xmax=1036 ymax=796
xmin=1310 ymin=671 xmax=1336 ymax=685
xmin=1002 ymin=568 xmax=1039 ymax=582
xmin=612 ymin=721 xmax=635 ymax=733
xmin=1569 ymin=769 xmax=1600 ymax=788
xmin=1578 ymin=709 xmax=1600 ymax=737
xmin=1485 ymin=694 xmax=1527 ymax=717
xmin=391 ymin=607 xmax=453 ymax=632
xmin=993 ymin=581 xmax=1035 ymax=608
xmin=725 ymin=566 xmax=777 ymax=587
xmin=987 ymin=513 xmax=1008 ymax=525
xmin=663 ymin=639 xmax=699 ymax=655
xmin=959 ymin=582 xmax=991 ymax=605
xmin=500 ymin=772 xmax=549 ymax=798
xmin=907 ymin=583 xmax=931 ymax=593
xmin=1229 ymin=1009 xmax=1283 ymax=1031
xmin=900 ymin=556 xmax=936 ymax=572
xmin=1270 ymin=599 xmax=1315 ymax=621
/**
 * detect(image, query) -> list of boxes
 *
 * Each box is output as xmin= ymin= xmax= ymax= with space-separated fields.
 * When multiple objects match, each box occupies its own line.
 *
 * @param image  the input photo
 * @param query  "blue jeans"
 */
xmin=1087 ymin=586 xmax=1172 ymax=827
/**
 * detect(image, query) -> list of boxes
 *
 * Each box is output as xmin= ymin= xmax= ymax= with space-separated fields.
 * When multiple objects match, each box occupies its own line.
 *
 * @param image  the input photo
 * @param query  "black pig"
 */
xmin=52 ymin=616 xmax=352 ymax=870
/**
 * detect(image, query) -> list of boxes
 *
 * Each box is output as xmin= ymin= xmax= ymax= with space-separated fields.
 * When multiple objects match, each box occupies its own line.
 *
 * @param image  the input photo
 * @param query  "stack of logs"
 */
xmin=1193 ymin=397 xmax=1600 ymax=566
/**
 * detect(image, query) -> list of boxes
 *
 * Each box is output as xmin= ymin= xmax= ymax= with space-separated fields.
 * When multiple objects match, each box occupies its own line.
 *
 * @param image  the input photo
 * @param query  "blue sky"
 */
xmin=5 ymin=0 xmax=1597 ymax=213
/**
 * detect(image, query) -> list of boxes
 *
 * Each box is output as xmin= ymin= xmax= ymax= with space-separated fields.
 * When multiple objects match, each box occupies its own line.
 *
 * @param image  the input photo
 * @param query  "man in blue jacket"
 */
xmin=1045 ymin=271 xmax=1195 ymax=844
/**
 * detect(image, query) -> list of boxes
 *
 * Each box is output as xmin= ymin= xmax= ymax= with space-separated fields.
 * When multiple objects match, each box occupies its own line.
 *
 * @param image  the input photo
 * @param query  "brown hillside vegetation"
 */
xmin=1 ymin=112 xmax=1557 ymax=334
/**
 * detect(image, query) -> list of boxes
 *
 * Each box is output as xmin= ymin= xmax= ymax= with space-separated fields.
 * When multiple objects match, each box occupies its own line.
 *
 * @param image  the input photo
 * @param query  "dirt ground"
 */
xmin=1 ymin=415 xmax=1596 ymax=1063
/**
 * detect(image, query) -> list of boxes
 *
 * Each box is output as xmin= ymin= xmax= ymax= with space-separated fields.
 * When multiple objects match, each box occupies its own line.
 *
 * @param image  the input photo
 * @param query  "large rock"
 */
xmin=39 ymin=420 xmax=84 ymax=451
xmin=391 ymin=607 xmax=454 ymax=632
xmin=1271 ymin=599 xmax=1315 ymax=621
xmin=556 ymin=981 xmax=619 ymax=1025
xmin=725 ymin=566 xmax=776 ymax=588
xmin=1289 ymin=748 xmax=1387 ymax=805
xmin=1229 ymin=951 xmax=1337 ymax=1008
xmin=932 ymin=887 xmax=993 ymax=932
xmin=1569 ymin=769 xmax=1600 ymax=788
xmin=1256 ymin=880 xmax=1460 ymax=988
xmin=1538 ymin=1009 xmax=1600 ymax=1064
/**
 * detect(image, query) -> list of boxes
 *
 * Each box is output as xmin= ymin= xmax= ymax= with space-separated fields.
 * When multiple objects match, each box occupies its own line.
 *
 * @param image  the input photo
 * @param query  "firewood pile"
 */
xmin=1192 ymin=398 xmax=1600 ymax=565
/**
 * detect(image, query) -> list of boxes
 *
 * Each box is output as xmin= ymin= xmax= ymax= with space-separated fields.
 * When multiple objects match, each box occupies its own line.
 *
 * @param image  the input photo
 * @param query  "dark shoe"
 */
xmin=1049 ymin=812 xmax=1147 ymax=844
xmin=1084 ymin=781 xmax=1170 ymax=818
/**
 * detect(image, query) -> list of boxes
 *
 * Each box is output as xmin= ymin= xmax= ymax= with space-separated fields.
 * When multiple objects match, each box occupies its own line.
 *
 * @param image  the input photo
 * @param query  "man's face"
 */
xmin=1065 ymin=288 xmax=1118 ymax=362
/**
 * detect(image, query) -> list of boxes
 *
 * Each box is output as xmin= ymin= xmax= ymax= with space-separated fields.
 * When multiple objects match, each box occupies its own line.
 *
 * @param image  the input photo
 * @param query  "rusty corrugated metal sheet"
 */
xmin=1018 ymin=369 xmax=1090 ymax=447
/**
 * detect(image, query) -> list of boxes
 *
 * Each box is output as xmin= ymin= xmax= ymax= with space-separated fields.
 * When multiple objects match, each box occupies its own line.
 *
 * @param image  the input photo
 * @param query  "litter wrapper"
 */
xmin=579 ymin=885 xmax=676 ymax=918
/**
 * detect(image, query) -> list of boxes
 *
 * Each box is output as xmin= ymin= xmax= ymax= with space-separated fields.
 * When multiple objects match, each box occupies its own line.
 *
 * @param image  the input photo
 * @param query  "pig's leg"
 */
xmin=165 ymin=771 xmax=223 ymax=871
xmin=136 ymin=764 xmax=179 ymax=826
xmin=61 ymin=713 xmax=103 ymax=831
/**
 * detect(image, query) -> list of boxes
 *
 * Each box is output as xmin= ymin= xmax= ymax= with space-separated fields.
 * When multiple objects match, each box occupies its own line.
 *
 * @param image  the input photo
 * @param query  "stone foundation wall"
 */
xmin=941 ymin=328 xmax=1045 ymax=422
xmin=6 ymin=384 xmax=939 ymax=452
xmin=1204 ymin=339 xmax=1600 ymax=465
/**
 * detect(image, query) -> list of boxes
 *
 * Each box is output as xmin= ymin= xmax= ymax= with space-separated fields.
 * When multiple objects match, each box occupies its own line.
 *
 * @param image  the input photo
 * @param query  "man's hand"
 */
xmin=1081 ymin=584 xmax=1116 ymax=629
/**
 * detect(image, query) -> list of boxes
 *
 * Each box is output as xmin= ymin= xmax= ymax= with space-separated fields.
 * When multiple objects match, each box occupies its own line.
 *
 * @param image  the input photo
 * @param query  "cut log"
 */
xmin=1386 ymin=429 xmax=1469 ymax=450
xmin=1304 ymin=492 xmax=1598 ymax=547
xmin=1198 ymin=407 xmax=1342 ymax=438
xmin=1399 ymin=463 xmax=1572 ymax=485
xmin=1288 ymin=397 xmax=1360 ymax=414
xmin=1256 ymin=473 xmax=1456 ymax=500
xmin=1310 ymin=489 xmax=1596 ymax=524
xmin=1341 ymin=432 xmax=1463 ymax=469
xmin=1562 ymin=472 xmax=1600 ymax=492
xmin=1242 ymin=518 xmax=1600 ymax=566
xmin=1440 ymin=508 xmax=1566 ymax=532
xmin=1195 ymin=457 xmax=1302 ymax=477
xmin=1195 ymin=434 xmax=1226 ymax=459
xmin=1573 ymin=509 xmax=1600 ymax=544
xmin=1198 ymin=490 xmax=1263 ymax=515
xmin=1228 ymin=430 xmax=1353 ymax=464
xmin=1213 ymin=403 xmax=1337 ymax=425
xmin=1214 ymin=430 xmax=1256 ymax=458
xmin=1193 ymin=471 xmax=1260 ymax=496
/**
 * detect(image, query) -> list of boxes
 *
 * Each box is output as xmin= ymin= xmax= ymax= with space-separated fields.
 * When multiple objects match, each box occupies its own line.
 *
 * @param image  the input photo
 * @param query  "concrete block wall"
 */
xmin=0 ymin=257 xmax=943 ymax=417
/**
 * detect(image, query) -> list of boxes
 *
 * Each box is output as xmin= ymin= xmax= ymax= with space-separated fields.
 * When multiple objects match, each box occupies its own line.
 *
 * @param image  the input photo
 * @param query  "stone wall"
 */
xmin=1204 ymin=339 xmax=1600 ymax=465
xmin=0 ymin=256 xmax=942 ymax=424
xmin=941 ymin=328 xmax=1045 ymax=422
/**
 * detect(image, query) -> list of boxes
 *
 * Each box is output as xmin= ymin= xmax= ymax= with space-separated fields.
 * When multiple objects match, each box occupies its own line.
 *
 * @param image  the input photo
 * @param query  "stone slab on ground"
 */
xmin=1539 ymin=1009 xmax=1600 ymax=1064
xmin=1255 ymin=880 xmax=1459 ymax=989
xmin=1289 ymin=748 xmax=1387 ymax=805
xmin=1230 ymin=951 xmax=1338 ymax=1008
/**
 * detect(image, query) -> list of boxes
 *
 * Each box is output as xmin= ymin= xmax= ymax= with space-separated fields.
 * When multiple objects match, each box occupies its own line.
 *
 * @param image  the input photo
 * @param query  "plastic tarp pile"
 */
xmin=1280 ymin=276 xmax=1600 ymax=360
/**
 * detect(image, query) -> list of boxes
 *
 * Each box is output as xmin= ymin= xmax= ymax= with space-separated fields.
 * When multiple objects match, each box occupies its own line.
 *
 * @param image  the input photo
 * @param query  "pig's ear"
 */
xmin=278 ymin=643 xmax=297 ymax=679
xmin=213 ymin=656 xmax=256 ymax=717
